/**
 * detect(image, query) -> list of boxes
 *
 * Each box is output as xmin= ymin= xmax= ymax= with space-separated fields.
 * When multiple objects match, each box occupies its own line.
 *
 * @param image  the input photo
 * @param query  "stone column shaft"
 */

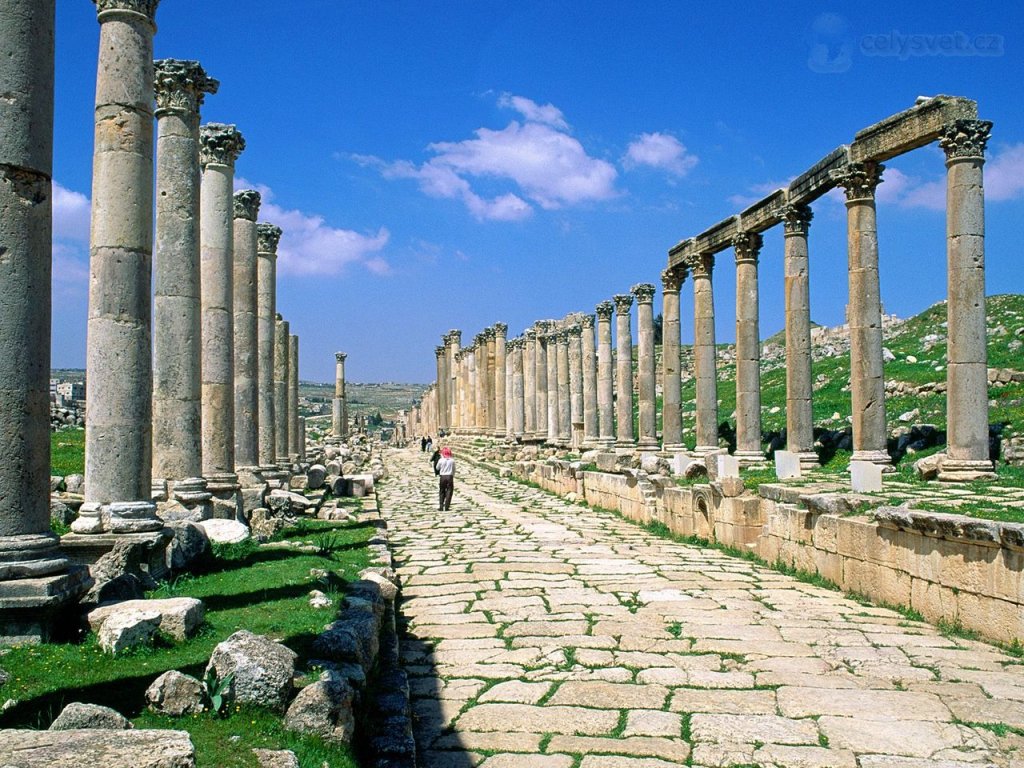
xmin=468 ymin=346 xmax=478 ymax=433
xmin=524 ymin=331 xmax=537 ymax=438
xmin=568 ymin=326 xmax=583 ymax=447
xmin=494 ymin=324 xmax=508 ymax=438
xmin=257 ymin=223 xmax=281 ymax=466
xmin=333 ymin=352 xmax=347 ymax=439
xmin=535 ymin=326 xmax=549 ymax=440
xmin=691 ymin=254 xmax=718 ymax=454
xmin=274 ymin=316 xmax=289 ymax=464
xmin=660 ymin=269 xmax=684 ymax=450
xmin=512 ymin=340 xmax=525 ymax=437
xmin=232 ymin=190 xmax=261 ymax=469
xmin=546 ymin=333 xmax=560 ymax=443
xmin=434 ymin=346 xmax=445 ymax=433
xmin=614 ymin=295 xmax=635 ymax=447
xmin=733 ymin=234 xmax=764 ymax=464
xmin=436 ymin=337 xmax=449 ymax=432
xmin=595 ymin=302 xmax=615 ymax=447
xmin=633 ymin=284 xmax=658 ymax=449
xmin=556 ymin=331 xmax=571 ymax=445
xmin=288 ymin=334 xmax=299 ymax=459
xmin=486 ymin=330 xmax=497 ymax=435
xmin=581 ymin=316 xmax=598 ymax=448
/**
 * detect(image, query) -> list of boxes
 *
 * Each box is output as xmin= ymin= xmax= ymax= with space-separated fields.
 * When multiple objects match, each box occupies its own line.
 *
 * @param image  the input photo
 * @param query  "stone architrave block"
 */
xmin=717 ymin=454 xmax=740 ymax=479
xmin=774 ymin=451 xmax=802 ymax=480
xmin=850 ymin=461 xmax=884 ymax=492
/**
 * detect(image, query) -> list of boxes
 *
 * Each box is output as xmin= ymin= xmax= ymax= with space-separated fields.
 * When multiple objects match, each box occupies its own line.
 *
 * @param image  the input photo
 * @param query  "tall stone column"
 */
xmin=77 ymin=0 xmax=163 ymax=535
xmin=524 ymin=329 xmax=537 ymax=439
xmin=152 ymin=58 xmax=217 ymax=510
xmin=257 ymin=223 xmax=281 ymax=466
xmin=581 ymin=315 xmax=598 ymax=449
xmin=274 ymin=315 xmax=289 ymax=466
xmin=512 ymin=339 xmax=525 ymax=438
xmin=614 ymin=294 xmax=635 ymax=448
xmin=0 ymin=0 xmax=91 ymax=642
xmin=781 ymin=203 xmax=818 ymax=468
xmin=556 ymin=330 xmax=571 ymax=446
xmin=434 ymin=346 xmax=445 ymax=433
xmin=690 ymin=253 xmax=719 ymax=455
xmin=504 ymin=340 xmax=514 ymax=437
xmin=660 ymin=268 xmax=684 ymax=451
xmin=494 ymin=323 xmax=508 ymax=438
xmin=288 ymin=334 xmax=299 ymax=461
xmin=534 ymin=324 xmax=549 ymax=441
xmin=595 ymin=302 xmax=615 ymax=448
xmin=448 ymin=330 xmax=462 ymax=429
xmin=568 ymin=325 xmax=584 ymax=448
xmin=232 ymin=189 xmax=261 ymax=475
xmin=834 ymin=162 xmax=892 ymax=470
xmin=545 ymin=330 xmax=560 ymax=444
xmin=333 ymin=352 xmax=347 ymax=439
xmin=485 ymin=327 xmax=497 ymax=436
xmin=632 ymin=283 xmax=658 ymax=450
xmin=733 ymin=233 xmax=765 ymax=465
xmin=467 ymin=344 xmax=478 ymax=433
xmin=939 ymin=119 xmax=997 ymax=481
xmin=298 ymin=417 xmax=306 ymax=463
xmin=453 ymin=350 xmax=464 ymax=431
xmin=198 ymin=123 xmax=245 ymax=497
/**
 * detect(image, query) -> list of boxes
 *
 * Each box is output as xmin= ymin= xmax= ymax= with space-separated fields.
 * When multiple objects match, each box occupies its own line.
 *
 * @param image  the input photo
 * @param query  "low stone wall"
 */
xmin=510 ymin=460 xmax=651 ymax=523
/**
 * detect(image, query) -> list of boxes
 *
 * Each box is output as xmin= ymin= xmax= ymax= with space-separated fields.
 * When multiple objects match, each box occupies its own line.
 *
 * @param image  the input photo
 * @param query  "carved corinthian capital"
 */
xmin=335 ymin=352 xmax=347 ymax=363
xmin=595 ymin=301 xmax=614 ymax=320
xmin=732 ymin=231 xmax=764 ymax=263
xmin=581 ymin=314 xmax=595 ymax=330
xmin=685 ymin=251 xmax=714 ymax=279
xmin=154 ymin=59 xmax=218 ymax=117
xmin=94 ymin=0 xmax=159 ymax=22
xmin=831 ymin=161 xmax=885 ymax=202
xmin=613 ymin=294 xmax=634 ymax=315
xmin=779 ymin=203 xmax=813 ymax=236
xmin=199 ymin=123 xmax=245 ymax=168
xmin=630 ymin=283 xmax=656 ymax=304
xmin=493 ymin=322 xmax=508 ymax=338
xmin=940 ymin=119 xmax=993 ymax=161
xmin=256 ymin=223 xmax=283 ymax=254
xmin=661 ymin=267 xmax=683 ymax=293
xmin=233 ymin=190 xmax=262 ymax=221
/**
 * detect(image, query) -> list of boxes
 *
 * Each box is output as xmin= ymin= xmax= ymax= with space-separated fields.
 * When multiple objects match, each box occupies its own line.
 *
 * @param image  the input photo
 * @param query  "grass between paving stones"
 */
xmin=1 ymin=518 xmax=374 ymax=767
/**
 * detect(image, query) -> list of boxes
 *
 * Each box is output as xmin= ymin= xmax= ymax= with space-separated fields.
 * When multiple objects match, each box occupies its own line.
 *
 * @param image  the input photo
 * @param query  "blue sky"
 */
xmin=52 ymin=1 xmax=1024 ymax=384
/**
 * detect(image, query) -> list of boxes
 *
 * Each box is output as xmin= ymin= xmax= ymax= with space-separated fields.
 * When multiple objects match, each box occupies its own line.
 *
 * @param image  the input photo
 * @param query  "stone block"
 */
xmin=206 ymin=630 xmax=297 ymax=712
xmin=145 ymin=670 xmax=206 ymax=716
xmin=198 ymin=518 xmax=250 ymax=544
xmin=716 ymin=454 xmax=740 ymax=479
xmin=98 ymin=607 xmax=162 ymax=653
xmin=774 ymin=451 xmax=801 ymax=479
xmin=49 ymin=702 xmax=131 ymax=730
xmin=850 ymin=461 xmax=883 ymax=492
xmin=0 ymin=729 xmax=196 ymax=767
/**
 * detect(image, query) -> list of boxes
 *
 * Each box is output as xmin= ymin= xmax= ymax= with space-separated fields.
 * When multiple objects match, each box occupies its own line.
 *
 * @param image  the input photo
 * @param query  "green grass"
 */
xmin=0 ymin=519 xmax=374 ymax=765
xmin=50 ymin=428 xmax=85 ymax=476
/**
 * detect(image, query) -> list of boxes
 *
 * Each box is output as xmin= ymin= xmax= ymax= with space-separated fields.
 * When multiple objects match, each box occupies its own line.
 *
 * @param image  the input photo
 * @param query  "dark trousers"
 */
xmin=438 ymin=475 xmax=454 ymax=510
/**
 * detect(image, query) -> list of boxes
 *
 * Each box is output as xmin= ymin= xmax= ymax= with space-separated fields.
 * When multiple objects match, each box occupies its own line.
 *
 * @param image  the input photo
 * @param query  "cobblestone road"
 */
xmin=378 ymin=446 xmax=1024 ymax=768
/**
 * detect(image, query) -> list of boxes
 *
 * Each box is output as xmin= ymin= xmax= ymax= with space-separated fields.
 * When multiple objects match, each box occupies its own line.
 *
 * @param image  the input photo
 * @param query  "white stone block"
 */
xmin=850 ymin=461 xmax=883 ymax=492
xmin=774 ymin=451 xmax=801 ymax=480
xmin=717 ymin=454 xmax=740 ymax=479
xmin=670 ymin=453 xmax=692 ymax=476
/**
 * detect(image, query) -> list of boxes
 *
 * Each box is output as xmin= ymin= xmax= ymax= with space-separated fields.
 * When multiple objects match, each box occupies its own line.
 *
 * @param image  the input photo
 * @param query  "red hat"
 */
xmin=441 ymin=447 xmax=452 ymax=457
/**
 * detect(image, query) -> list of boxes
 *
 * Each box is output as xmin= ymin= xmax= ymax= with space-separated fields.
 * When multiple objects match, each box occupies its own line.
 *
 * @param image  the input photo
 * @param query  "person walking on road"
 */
xmin=437 ymin=446 xmax=455 ymax=511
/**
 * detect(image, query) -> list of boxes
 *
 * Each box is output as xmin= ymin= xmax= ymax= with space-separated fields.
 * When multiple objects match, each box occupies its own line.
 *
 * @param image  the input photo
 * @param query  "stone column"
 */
xmin=614 ymin=294 xmax=635 ymax=448
xmin=77 ymin=0 xmax=163 ymax=535
xmin=632 ymin=283 xmax=658 ymax=450
xmin=448 ymin=330 xmax=462 ymax=429
xmin=453 ymin=350 xmax=464 ymax=431
xmin=512 ymin=339 xmax=525 ymax=438
xmin=198 ymin=123 xmax=245 ymax=496
xmin=333 ymin=352 xmax=347 ymax=439
xmin=151 ymin=59 xmax=217 ymax=509
xmin=780 ymin=203 xmax=818 ymax=468
xmin=0 ymin=0 xmax=91 ymax=642
xmin=505 ymin=340 xmax=514 ymax=438
xmin=581 ymin=315 xmax=598 ymax=449
xmin=534 ymin=323 xmax=549 ymax=441
xmin=288 ymin=334 xmax=299 ymax=461
xmin=434 ymin=345 xmax=445 ymax=433
xmin=557 ymin=330 xmax=571 ymax=446
xmin=690 ymin=253 xmax=719 ymax=455
xmin=232 ymin=189 xmax=261 ymax=475
xmin=595 ymin=301 xmax=615 ymax=448
xmin=834 ymin=162 xmax=892 ymax=470
xmin=467 ymin=344 xmax=478 ymax=433
xmin=485 ymin=327 xmax=497 ymax=436
xmin=524 ymin=329 xmax=537 ymax=439
xmin=660 ymin=268 xmax=684 ymax=452
xmin=733 ymin=233 xmax=765 ymax=465
xmin=494 ymin=323 xmax=508 ymax=438
xmin=298 ymin=416 xmax=306 ymax=463
xmin=545 ymin=329 xmax=560 ymax=444
xmin=274 ymin=315 xmax=289 ymax=466
xmin=257 ymin=223 xmax=281 ymax=466
xmin=568 ymin=324 xmax=584 ymax=449
xmin=939 ymin=119 xmax=997 ymax=481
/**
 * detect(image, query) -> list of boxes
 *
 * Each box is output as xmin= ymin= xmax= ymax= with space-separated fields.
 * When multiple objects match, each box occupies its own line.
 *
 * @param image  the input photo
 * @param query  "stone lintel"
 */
xmin=786 ymin=145 xmax=848 ymax=205
xmin=694 ymin=215 xmax=739 ymax=255
xmin=850 ymin=94 xmax=977 ymax=163
xmin=667 ymin=237 xmax=695 ymax=272
xmin=738 ymin=188 xmax=787 ymax=233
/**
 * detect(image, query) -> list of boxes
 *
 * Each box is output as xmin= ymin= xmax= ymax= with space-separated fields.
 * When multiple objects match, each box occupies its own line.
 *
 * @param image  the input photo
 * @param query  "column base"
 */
xmin=0 ymin=565 xmax=93 ymax=645
xmin=794 ymin=450 xmax=820 ymax=470
xmin=236 ymin=465 xmax=267 ymax=489
xmin=61 ymin=528 xmax=173 ymax=583
xmin=733 ymin=450 xmax=768 ymax=469
xmin=937 ymin=457 xmax=997 ymax=483
xmin=204 ymin=473 xmax=243 ymax=521
xmin=693 ymin=444 xmax=719 ymax=456
xmin=851 ymin=450 xmax=896 ymax=473
xmin=70 ymin=500 xmax=162 ymax=535
xmin=637 ymin=437 xmax=660 ymax=451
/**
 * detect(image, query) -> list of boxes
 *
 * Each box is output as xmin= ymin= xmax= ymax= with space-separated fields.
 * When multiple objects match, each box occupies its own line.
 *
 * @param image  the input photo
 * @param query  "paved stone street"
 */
xmin=379 ymin=447 xmax=1024 ymax=768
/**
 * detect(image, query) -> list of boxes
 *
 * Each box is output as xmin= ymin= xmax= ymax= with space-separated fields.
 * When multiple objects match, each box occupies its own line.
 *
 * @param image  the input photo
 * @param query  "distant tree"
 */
xmin=653 ymin=313 xmax=663 ymax=345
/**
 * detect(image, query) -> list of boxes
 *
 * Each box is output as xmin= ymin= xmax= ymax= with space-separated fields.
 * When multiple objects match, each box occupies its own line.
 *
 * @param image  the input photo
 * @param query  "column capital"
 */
xmin=612 ymin=294 xmax=634 ymax=315
xmin=200 ymin=123 xmax=245 ymax=168
xmin=524 ymin=328 xmax=537 ymax=341
xmin=595 ymin=300 xmax=614 ymax=320
xmin=732 ymin=231 xmax=764 ymax=263
xmin=567 ymin=324 xmax=583 ymax=338
xmin=153 ymin=59 xmax=218 ymax=117
xmin=256 ymin=222 xmax=283 ymax=254
xmin=448 ymin=329 xmax=462 ymax=345
xmin=581 ymin=314 xmax=595 ymax=330
xmin=94 ymin=0 xmax=159 ymax=23
xmin=435 ymin=346 xmax=445 ymax=359
xmin=831 ymin=161 xmax=885 ymax=202
xmin=493 ymin=322 xmax=508 ymax=338
xmin=661 ymin=266 xmax=686 ymax=293
xmin=940 ymin=119 xmax=993 ymax=162
xmin=779 ymin=202 xmax=813 ymax=236
xmin=554 ymin=329 xmax=569 ymax=343
xmin=685 ymin=252 xmax=714 ymax=279
xmin=233 ymin=189 xmax=262 ymax=221
xmin=630 ymin=283 xmax=656 ymax=304
xmin=483 ymin=326 xmax=496 ymax=341
xmin=534 ymin=320 xmax=552 ymax=334
xmin=335 ymin=352 xmax=347 ymax=363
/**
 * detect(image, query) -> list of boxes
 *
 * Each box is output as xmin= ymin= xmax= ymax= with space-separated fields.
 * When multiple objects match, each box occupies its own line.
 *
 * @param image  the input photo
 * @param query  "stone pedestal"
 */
xmin=581 ymin=315 xmax=599 ymax=449
xmin=613 ymin=294 xmax=635 ymax=448
xmin=781 ymin=203 xmax=819 ymax=469
xmin=732 ymin=234 xmax=765 ymax=466
xmin=257 ymin=223 xmax=282 ymax=467
xmin=61 ymin=528 xmax=172 ymax=585
xmin=595 ymin=302 xmax=615 ymax=448
xmin=632 ymin=283 xmax=658 ymax=450
xmin=660 ymin=269 xmax=684 ymax=451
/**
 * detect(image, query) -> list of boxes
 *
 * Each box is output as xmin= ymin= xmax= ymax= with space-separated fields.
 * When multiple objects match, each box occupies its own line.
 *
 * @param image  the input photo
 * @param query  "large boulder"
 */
xmin=249 ymin=508 xmax=285 ymax=542
xmin=252 ymin=749 xmax=299 ymax=768
xmin=266 ymin=489 xmax=314 ymax=515
xmin=0 ymin=729 xmax=195 ymax=768
xmin=97 ymin=606 xmax=163 ymax=654
xmin=89 ymin=597 xmax=204 ymax=642
xmin=49 ymin=702 xmax=131 ymax=730
xmin=198 ymin=518 xmax=250 ymax=544
xmin=145 ymin=670 xmax=206 ymax=716
xmin=165 ymin=521 xmax=212 ymax=572
xmin=205 ymin=630 xmax=297 ymax=712
xmin=283 ymin=677 xmax=356 ymax=744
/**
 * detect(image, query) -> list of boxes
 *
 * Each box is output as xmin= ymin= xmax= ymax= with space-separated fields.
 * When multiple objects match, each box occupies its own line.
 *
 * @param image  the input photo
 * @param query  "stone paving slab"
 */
xmin=379 ymin=446 xmax=1024 ymax=767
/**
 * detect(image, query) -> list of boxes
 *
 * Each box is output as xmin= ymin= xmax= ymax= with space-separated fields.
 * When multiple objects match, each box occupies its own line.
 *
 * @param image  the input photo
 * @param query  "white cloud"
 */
xmin=52 ymin=182 xmax=91 ymax=294
xmin=623 ymin=132 xmax=698 ymax=177
xmin=236 ymin=177 xmax=390 ymax=276
xmin=53 ymin=181 xmax=91 ymax=242
xmin=354 ymin=94 xmax=618 ymax=221
xmin=726 ymin=178 xmax=791 ymax=208
xmin=986 ymin=143 xmax=1024 ymax=201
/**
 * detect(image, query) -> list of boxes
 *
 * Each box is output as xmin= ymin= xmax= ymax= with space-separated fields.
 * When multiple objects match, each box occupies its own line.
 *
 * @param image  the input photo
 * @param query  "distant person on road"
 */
xmin=430 ymin=445 xmax=441 ymax=475
xmin=437 ymin=446 xmax=455 ymax=511
xmin=424 ymin=436 xmax=433 ymax=453
xmin=420 ymin=436 xmax=427 ymax=452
